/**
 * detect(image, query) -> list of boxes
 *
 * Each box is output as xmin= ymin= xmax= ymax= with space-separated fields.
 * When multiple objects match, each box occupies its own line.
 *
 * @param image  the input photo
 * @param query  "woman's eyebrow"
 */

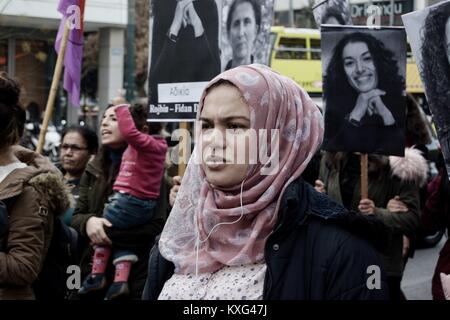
xmin=200 ymin=116 xmax=250 ymax=122
xmin=199 ymin=117 xmax=213 ymax=123
xmin=224 ymin=116 xmax=250 ymax=121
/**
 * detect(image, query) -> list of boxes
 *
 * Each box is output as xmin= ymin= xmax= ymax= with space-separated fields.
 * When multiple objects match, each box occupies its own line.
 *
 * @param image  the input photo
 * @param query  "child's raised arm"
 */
xmin=114 ymin=105 xmax=167 ymax=153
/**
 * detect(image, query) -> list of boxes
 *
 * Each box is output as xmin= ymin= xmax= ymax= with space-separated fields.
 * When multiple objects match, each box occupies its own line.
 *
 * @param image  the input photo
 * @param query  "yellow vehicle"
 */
xmin=269 ymin=26 xmax=424 ymax=95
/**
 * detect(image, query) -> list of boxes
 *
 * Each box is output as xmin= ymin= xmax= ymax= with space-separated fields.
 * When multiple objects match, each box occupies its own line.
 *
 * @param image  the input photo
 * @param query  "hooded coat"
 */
xmin=0 ymin=146 xmax=71 ymax=299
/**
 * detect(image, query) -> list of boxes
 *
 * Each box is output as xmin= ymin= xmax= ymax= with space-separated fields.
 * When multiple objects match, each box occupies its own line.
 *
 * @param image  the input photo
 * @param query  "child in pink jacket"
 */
xmin=79 ymin=104 xmax=167 ymax=299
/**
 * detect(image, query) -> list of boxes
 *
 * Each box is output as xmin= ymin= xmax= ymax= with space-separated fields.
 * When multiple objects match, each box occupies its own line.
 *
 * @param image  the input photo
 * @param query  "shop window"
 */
xmin=15 ymin=39 xmax=50 ymax=110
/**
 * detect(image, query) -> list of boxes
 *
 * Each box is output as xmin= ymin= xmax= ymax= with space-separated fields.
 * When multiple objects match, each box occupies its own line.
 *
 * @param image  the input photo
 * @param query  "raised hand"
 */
xmin=185 ymin=2 xmax=204 ymax=37
xmin=169 ymin=0 xmax=194 ymax=37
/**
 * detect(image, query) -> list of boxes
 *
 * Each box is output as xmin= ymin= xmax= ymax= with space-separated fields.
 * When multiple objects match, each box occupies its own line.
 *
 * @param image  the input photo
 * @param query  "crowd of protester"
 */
xmin=0 ymin=62 xmax=449 ymax=301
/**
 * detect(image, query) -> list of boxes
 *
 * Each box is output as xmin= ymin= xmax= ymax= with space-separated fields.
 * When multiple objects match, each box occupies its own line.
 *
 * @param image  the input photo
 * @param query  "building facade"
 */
xmin=0 ymin=0 xmax=128 ymax=125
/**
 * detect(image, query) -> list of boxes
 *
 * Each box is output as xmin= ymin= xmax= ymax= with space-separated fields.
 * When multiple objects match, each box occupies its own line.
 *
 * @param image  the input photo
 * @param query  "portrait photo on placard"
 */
xmin=402 ymin=0 xmax=450 ymax=179
xmin=321 ymin=25 xmax=406 ymax=156
xmin=148 ymin=0 xmax=221 ymax=121
xmin=312 ymin=0 xmax=352 ymax=29
xmin=220 ymin=0 xmax=274 ymax=71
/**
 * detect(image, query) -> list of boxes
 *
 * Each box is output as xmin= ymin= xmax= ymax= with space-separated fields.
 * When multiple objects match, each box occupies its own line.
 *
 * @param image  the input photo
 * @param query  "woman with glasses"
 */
xmin=59 ymin=125 xmax=98 ymax=225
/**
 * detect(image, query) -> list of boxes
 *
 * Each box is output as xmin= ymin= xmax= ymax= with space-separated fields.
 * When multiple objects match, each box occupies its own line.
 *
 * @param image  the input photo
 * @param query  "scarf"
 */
xmin=159 ymin=64 xmax=324 ymax=274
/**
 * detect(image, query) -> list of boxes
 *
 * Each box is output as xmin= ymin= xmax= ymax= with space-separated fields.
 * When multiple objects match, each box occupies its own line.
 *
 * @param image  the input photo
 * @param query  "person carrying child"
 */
xmin=78 ymin=103 xmax=168 ymax=299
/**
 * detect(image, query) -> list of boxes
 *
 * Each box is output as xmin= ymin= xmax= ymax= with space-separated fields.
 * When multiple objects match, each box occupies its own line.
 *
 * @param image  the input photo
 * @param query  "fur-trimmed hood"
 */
xmin=389 ymin=147 xmax=428 ymax=187
xmin=0 ymin=145 xmax=72 ymax=215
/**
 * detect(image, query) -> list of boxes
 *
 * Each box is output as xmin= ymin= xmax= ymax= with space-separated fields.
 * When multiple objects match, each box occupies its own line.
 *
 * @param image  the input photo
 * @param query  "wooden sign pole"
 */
xmin=360 ymin=153 xmax=369 ymax=199
xmin=37 ymin=22 xmax=71 ymax=154
xmin=178 ymin=122 xmax=189 ymax=177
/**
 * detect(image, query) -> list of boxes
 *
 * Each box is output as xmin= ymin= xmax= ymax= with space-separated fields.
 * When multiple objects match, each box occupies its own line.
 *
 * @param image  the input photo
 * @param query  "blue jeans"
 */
xmin=103 ymin=192 xmax=157 ymax=229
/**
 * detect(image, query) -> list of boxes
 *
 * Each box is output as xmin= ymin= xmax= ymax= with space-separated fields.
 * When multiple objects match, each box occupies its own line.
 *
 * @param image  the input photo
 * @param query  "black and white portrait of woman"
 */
xmin=403 ymin=0 xmax=450 ymax=178
xmin=148 ymin=0 xmax=221 ymax=119
xmin=221 ymin=0 xmax=274 ymax=71
xmin=322 ymin=27 xmax=406 ymax=156
xmin=313 ymin=0 xmax=352 ymax=29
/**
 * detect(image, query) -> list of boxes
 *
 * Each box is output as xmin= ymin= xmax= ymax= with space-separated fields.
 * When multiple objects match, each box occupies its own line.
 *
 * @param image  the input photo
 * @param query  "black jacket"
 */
xmin=142 ymin=179 xmax=390 ymax=300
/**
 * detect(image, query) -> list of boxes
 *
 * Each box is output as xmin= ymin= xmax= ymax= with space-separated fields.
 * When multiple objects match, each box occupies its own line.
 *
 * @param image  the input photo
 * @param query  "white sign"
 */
xmin=158 ymin=81 xmax=209 ymax=103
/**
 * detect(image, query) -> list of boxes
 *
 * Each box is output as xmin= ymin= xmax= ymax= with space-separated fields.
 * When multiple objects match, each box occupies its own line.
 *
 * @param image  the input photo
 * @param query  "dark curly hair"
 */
xmin=324 ymin=32 xmax=405 ymax=126
xmin=405 ymin=93 xmax=431 ymax=147
xmin=420 ymin=2 xmax=450 ymax=133
xmin=226 ymin=0 xmax=261 ymax=34
xmin=0 ymin=72 xmax=26 ymax=150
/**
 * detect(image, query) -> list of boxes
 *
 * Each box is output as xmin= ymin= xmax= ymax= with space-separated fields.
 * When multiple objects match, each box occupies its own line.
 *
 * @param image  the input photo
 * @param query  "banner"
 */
xmin=321 ymin=25 xmax=406 ymax=156
xmin=402 ymin=0 xmax=450 ymax=179
xmin=220 ymin=0 xmax=274 ymax=71
xmin=55 ymin=0 xmax=85 ymax=107
xmin=148 ymin=0 xmax=274 ymax=121
xmin=148 ymin=0 xmax=221 ymax=121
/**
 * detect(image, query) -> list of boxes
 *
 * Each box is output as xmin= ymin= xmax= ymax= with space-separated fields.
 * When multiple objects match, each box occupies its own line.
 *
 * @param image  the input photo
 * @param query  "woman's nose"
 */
xmin=238 ymin=22 xmax=245 ymax=37
xmin=355 ymin=60 xmax=364 ymax=73
xmin=207 ymin=128 xmax=226 ymax=149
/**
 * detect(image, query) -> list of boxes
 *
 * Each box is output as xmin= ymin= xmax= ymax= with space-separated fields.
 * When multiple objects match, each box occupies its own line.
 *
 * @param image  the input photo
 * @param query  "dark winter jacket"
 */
xmin=142 ymin=179 xmax=390 ymax=300
xmin=0 ymin=146 xmax=71 ymax=299
xmin=319 ymin=153 xmax=421 ymax=277
xmin=71 ymin=155 xmax=166 ymax=299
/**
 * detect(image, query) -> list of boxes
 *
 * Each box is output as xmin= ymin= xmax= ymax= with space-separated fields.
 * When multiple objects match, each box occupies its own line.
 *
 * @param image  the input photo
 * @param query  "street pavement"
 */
xmin=401 ymin=236 xmax=447 ymax=300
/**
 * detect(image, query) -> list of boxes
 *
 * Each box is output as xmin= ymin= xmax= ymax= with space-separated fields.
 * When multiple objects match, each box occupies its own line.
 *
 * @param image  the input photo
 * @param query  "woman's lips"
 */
xmin=354 ymin=74 xmax=372 ymax=84
xmin=204 ymin=156 xmax=228 ymax=169
xmin=101 ymin=130 xmax=112 ymax=137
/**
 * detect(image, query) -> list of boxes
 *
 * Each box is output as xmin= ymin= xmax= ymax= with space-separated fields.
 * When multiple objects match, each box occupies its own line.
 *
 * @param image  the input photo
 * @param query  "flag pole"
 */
xmin=37 ymin=21 xmax=71 ymax=154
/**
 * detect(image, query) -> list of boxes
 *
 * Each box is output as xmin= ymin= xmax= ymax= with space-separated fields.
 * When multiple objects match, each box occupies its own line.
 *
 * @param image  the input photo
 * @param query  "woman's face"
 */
xmin=445 ymin=17 xmax=450 ymax=65
xmin=229 ymin=2 xmax=258 ymax=62
xmin=342 ymin=41 xmax=378 ymax=93
xmin=100 ymin=107 xmax=125 ymax=149
xmin=200 ymin=84 xmax=251 ymax=188
xmin=60 ymin=132 xmax=91 ymax=177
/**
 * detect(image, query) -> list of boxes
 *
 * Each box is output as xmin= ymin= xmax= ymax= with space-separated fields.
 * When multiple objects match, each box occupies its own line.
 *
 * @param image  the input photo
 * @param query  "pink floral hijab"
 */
xmin=159 ymin=64 xmax=324 ymax=275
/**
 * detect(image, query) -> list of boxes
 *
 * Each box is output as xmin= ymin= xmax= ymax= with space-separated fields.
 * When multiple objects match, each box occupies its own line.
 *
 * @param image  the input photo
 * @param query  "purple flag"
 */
xmin=55 ymin=0 xmax=85 ymax=107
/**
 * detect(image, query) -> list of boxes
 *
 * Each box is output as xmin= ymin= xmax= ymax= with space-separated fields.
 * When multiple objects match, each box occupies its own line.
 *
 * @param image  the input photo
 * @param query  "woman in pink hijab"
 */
xmin=143 ymin=65 xmax=389 ymax=300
